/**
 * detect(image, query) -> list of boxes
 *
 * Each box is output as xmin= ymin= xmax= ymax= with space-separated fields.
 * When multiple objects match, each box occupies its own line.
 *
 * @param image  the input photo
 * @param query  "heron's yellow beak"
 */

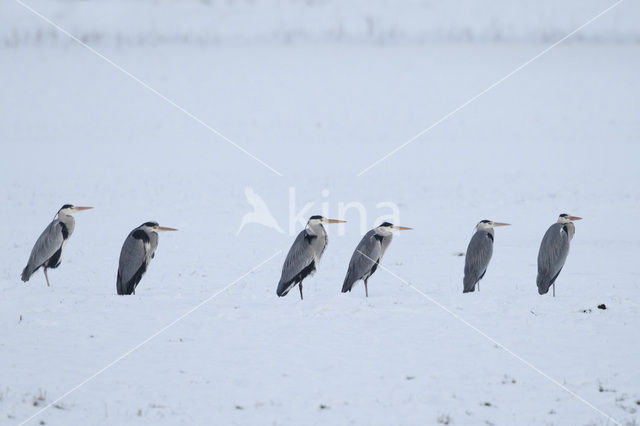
xmin=326 ymin=219 xmax=346 ymax=224
xmin=157 ymin=226 xmax=178 ymax=232
xmin=74 ymin=206 xmax=94 ymax=211
xmin=394 ymin=226 xmax=413 ymax=231
xmin=493 ymin=222 xmax=510 ymax=227
xmin=568 ymin=216 xmax=582 ymax=221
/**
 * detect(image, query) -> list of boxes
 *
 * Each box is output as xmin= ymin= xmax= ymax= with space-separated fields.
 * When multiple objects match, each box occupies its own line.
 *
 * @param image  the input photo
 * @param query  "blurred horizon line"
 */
xmin=2 ymin=0 xmax=638 ymax=48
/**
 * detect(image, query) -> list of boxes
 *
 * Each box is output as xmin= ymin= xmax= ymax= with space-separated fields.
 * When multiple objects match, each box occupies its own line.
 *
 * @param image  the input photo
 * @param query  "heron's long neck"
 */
xmin=565 ymin=222 xmax=575 ymax=241
xmin=306 ymin=223 xmax=326 ymax=237
xmin=57 ymin=213 xmax=76 ymax=237
xmin=475 ymin=226 xmax=494 ymax=237
xmin=379 ymin=232 xmax=393 ymax=256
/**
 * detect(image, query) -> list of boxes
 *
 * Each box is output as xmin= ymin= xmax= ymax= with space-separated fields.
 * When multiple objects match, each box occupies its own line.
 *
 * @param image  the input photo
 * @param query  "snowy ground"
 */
xmin=1 ymin=10 xmax=640 ymax=426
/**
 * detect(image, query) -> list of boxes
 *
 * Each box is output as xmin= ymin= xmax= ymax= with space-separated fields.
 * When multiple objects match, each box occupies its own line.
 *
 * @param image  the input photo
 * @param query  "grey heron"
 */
xmin=342 ymin=222 xmax=412 ymax=297
xmin=277 ymin=215 xmax=345 ymax=300
xmin=117 ymin=222 xmax=177 ymax=295
xmin=463 ymin=220 xmax=510 ymax=293
xmin=21 ymin=204 xmax=93 ymax=286
xmin=537 ymin=214 xmax=582 ymax=297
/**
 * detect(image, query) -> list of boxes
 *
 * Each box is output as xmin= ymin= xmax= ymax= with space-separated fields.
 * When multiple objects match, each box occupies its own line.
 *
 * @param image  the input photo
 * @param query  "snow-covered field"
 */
xmin=1 ymin=1 xmax=640 ymax=425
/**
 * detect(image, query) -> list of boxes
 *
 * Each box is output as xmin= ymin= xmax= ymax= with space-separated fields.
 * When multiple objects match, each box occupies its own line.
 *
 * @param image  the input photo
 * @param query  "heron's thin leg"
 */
xmin=298 ymin=281 xmax=303 ymax=300
xmin=43 ymin=268 xmax=50 ymax=287
xmin=478 ymin=282 xmax=480 ymax=292
xmin=364 ymin=279 xmax=369 ymax=298
xmin=553 ymin=283 xmax=555 ymax=298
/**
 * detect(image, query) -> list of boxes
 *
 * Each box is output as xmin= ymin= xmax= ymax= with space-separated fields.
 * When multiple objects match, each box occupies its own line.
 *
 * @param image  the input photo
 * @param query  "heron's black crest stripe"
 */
xmin=380 ymin=222 xmax=393 ymax=227
xmin=132 ymin=229 xmax=151 ymax=243
xmin=60 ymin=204 xmax=73 ymax=211
xmin=309 ymin=215 xmax=323 ymax=220
xmin=559 ymin=213 xmax=569 ymax=218
xmin=487 ymin=233 xmax=494 ymax=242
xmin=480 ymin=219 xmax=491 ymax=223
xmin=142 ymin=221 xmax=159 ymax=228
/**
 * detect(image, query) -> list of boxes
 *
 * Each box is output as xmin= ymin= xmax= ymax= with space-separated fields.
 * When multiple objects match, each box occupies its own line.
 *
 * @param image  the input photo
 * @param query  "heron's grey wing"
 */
xmin=342 ymin=230 xmax=381 ymax=292
xmin=537 ymin=223 xmax=570 ymax=294
xmin=277 ymin=230 xmax=317 ymax=296
xmin=22 ymin=220 xmax=65 ymax=281
xmin=463 ymin=231 xmax=494 ymax=293
xmin=117 ymin=232 xmax=148 ymax=295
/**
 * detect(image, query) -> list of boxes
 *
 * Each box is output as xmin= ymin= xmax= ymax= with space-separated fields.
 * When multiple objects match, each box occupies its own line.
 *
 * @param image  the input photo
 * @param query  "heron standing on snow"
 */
xmin=21 ymin=204 xmax=93 ymax=286
xmin=537 ymin=214 xmax=581 ymax=297
xmin=463 ymin=220 xmax=510 ymax=293
xmin=117 ymin=222 xmax=177 ymax=295
xmin=342 ymin=222 xmax=412 ymax=297
xmin=277 ymin=215 xmax=345 ymax=300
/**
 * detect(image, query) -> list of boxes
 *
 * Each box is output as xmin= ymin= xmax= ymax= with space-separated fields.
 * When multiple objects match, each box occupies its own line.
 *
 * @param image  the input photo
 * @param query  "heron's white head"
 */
xmin=140 ymin=221 xmax=178 ymax=233
xmin=557 ymin=214 xmax=582 ymax=224
xmin=58 ymin=204 xmax=93 ymax=216
xmin=375 ymin=222 xmax=413 ymax=236
xmin=476 ymin=220 xmax=510 ymax=231
xmin=306 ymin=215 xmax=346 ymax=226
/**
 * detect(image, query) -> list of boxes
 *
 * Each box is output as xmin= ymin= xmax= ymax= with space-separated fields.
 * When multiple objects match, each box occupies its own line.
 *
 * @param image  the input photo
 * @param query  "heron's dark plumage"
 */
xmin=117 ymin=263 xmax=148 ymax=296
xmin=132 ymin=229 xmax=150 ymax=242
xmin=60 ymin=222 xmax=69 ymax=239
xmin=117 ymin=223 xmax=160 ymax=295
xmin=21 ymin=214 xmax=75 ymax=283
xmin=277 ymin=224 xmax=328 ymax=298
xmin=45 ymin=247 xmax=63 ymax=269
xmin=342 ymin=228 xmax=391 ymax=295
xmin=278 ymin=260 xmax=316 ymax=297
xmin=537 ymin=222 xmax=573 ymax=295
xmin=463 ymin=229 xmax=494 ymax=293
